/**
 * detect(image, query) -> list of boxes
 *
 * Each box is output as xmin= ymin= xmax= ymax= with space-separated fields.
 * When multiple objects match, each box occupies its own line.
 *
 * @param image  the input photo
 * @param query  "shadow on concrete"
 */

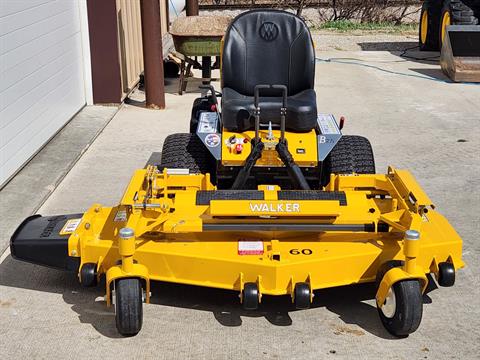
xmin=0 ymin=254 xmax=437 ymax=339
xmin=357 ymin=41 xmax=441 ymax=65
xmin=359 ymin=41 xmax=418 ymax=52
xmin=145 ymin=152 xmax=162 ymax=167
xmin=409 ymin=68 xmax=450 ymax=82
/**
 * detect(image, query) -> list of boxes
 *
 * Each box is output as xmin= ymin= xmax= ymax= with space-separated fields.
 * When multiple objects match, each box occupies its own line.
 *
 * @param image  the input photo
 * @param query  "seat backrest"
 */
xmin=222 ymin=10 xmax=315 ymax=96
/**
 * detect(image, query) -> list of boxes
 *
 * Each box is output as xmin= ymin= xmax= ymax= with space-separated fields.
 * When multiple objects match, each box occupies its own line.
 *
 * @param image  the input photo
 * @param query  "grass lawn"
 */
xmin=316 ymin=20 xmax=418 ymax=34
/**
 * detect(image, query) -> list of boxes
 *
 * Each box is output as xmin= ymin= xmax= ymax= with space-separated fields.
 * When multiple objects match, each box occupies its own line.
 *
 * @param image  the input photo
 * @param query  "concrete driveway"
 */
xmin=1 ymin=42 xmax=479 ymax=359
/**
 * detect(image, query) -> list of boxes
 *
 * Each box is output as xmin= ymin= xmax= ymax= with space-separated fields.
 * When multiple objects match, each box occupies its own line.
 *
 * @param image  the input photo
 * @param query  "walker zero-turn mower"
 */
xmin=11 ymin=10 xmax=464 ymax=336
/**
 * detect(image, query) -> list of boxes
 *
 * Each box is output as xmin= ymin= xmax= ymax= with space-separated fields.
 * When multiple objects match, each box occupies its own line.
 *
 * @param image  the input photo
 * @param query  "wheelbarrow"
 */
xmin=170 ymin=15 xmax=231 ymax=94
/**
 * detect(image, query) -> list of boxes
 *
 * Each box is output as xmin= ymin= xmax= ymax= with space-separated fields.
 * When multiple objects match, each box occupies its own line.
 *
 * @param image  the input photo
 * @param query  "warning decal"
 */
xmin=60 ymin=218 xmax=82 ymax=235
xmin=238 ymin=240 xmax=264 ymax=255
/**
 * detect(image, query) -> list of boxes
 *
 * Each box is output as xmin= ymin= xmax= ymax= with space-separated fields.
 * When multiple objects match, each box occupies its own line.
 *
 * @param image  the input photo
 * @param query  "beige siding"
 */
xmin=116 ymin=0 xmax=144 ymax=95
xmin=160 ymin=0 xmax=168 ymax=36
xmin=115 ymin=0 xmax=169 ymax=97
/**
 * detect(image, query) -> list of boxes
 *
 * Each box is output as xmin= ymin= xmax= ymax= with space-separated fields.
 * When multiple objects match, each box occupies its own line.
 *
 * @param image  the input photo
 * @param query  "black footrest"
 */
xmin=278 ymin=191 xmax=347 ymax=205
xmin=196 ymin=190 xmax=264 ymax=205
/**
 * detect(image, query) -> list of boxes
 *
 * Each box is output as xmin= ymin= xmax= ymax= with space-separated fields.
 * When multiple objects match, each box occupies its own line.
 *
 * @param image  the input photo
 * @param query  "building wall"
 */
xmin=88 ymin=0 xmax=171 ymax=103
xmin=116 ymin=0 xmax=145 ymax=95
xmin=0 ymin=0 xmax=88 ymax=187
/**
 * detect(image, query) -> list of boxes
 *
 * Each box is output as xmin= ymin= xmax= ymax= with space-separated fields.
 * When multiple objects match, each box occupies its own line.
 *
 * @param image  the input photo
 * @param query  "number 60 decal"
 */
xmin=289 ymin=248 xmax=313 ymax=255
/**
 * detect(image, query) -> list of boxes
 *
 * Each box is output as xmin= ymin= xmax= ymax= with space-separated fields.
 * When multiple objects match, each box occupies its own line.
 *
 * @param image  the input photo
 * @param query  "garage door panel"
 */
xmin=0 ymin=0 xmax=51 ymax=18
xmin=1 ymin=11 xmax=80 ymax=72
xmin=1 ymin=77 xmax=84 ymax=181
xmin=0 ymin=2 xmax=76 ymax=55
xmin=0 ymin=56 xmax=83 ymax=161
xmin=0 ymin=0 xmax=86 ymax=186
xmin=0 ymin=0 xmax=72 ymax=35
xmin=0 ymin=33 xmax=74 ymax=93
xmin=1 ymin=40 xmax=80 ymax=114
xmin=0 ymin=64 xmax=84 ymax=171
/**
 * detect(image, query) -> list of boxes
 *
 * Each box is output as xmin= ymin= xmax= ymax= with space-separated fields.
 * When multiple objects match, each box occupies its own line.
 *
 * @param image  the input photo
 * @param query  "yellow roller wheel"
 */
xmin=419 ymin=1 xmax=440 ymax=51
xmin=420 ymin=9 xmax=429 ymax=45
xmin=440 ymin=10 xmax=451 ymax=47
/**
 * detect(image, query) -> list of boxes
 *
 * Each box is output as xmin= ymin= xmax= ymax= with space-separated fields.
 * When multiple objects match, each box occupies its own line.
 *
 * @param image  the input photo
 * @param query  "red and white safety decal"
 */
xmin=238 ymin=240 xmax=264 ymax=255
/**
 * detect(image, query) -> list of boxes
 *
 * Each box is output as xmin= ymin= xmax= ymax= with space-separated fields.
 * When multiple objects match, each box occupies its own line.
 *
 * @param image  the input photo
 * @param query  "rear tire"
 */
xmin=115 ymin=278 xmax=143 ymax=336
xmin=419 ymin=0 xmax=441 ymax=51
xmin=160 ymin=133 xmax=215 ymax=176
xmin=321 ymin=135 xmax=375 ymax=186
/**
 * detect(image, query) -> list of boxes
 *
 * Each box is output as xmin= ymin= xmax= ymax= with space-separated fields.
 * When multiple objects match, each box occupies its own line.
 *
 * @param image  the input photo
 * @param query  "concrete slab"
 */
xmin=0 ymin=106 xmax=118 ymax=253
xmin=1 ymin=47 xmax=479 ymax=359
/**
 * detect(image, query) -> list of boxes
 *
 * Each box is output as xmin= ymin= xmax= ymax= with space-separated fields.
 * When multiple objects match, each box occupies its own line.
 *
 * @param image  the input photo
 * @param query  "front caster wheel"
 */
xmin=438 ymin=262 xmax=455 ymax=287
xmin=79 ymin=263 xmax=97 ymax=287
xmin=377 ymin=280 xmax=423 ymax=337
xmin=294 ymin=282 xmax=311 ymax=310
xmin=115 ymin=278 xmax=143 ymax=336
xmin=242 ymin=282 xmax=259 ymax=310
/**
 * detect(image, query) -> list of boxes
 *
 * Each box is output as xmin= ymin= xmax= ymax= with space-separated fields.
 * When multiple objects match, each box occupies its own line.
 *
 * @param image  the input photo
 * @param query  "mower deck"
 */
xmin=11 ymin=166 xmax=464 ymax=303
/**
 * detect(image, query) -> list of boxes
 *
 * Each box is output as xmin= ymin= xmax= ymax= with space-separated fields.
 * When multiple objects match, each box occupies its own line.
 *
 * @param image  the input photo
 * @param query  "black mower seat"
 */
xmin=222 ymin=87 xmax=317 ymax=132
xmin=221 ymin=10 xmax=317 ymax=132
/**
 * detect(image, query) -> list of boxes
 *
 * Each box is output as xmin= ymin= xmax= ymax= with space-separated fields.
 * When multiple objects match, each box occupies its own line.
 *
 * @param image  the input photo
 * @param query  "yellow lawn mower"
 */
xmin=11 ymin=10 xmax=464 ymax=337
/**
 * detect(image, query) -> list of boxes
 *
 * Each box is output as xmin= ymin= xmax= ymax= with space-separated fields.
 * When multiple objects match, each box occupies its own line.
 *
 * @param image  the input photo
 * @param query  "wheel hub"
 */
xmin=381 ymin=287 xmax=396 ymax=318
xmin=421 ymin=10 xmax=428 ymax=44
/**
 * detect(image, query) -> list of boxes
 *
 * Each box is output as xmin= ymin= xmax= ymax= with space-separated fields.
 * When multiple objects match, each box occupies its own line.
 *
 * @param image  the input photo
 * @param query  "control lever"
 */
xmin=231 ymin=141 xmax=265 ymax=189
xmin=253 ymin=85 xmax=270 ymax=143
xmin=272 ymin=85 xmax=287 ymax=142
xmin=231 ymin=85 xmax=269 ymax=189
xmin=276 ymin=141 xmax=311 ymax=190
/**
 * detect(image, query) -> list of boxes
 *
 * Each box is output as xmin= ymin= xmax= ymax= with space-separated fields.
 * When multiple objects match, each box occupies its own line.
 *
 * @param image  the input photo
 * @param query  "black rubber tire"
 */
xmin=79 ymin=263 xmax=97 ymax=287
xmin=294 ymin=282 xmax=311 ymax=310
xmin=321 ymin=135 xmax=375 ymax=186
xmin=242 ymin=282 xmax=259 ymax=310
xmin=115 ymin=278 xmax=143 ymax=336
xmin=377 ymin=280 xmax=423 ymax=337
xmin=419 ymin=0 xmax=441 ymax=51
xmin=160 ymin=133 xmax=214 ymax=175
xmin=438 ymin=262 xmax=456 ymax=287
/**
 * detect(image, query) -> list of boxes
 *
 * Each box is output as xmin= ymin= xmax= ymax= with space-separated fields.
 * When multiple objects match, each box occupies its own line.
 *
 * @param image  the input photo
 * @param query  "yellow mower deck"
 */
xmin=64 ymin=166 xmax=463 ymax=305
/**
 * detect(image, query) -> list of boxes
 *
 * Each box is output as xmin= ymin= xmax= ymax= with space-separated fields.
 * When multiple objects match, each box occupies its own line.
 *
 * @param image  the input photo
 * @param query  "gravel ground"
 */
xmin=311 ymin=31 xmax=419 ymax=51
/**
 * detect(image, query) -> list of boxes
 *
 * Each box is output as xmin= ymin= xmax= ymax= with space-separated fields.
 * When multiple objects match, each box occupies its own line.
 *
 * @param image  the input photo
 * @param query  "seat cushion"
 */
xmin=222 ymin=10 xmax=315 ymax=97
xmin=222 ymin=87 xmax=317 ymax=133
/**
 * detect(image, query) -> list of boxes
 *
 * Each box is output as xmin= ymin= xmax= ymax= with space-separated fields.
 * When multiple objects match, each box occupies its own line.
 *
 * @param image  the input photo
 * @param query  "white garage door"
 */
xmin=0 ymin=0 xmax=87 ymax=187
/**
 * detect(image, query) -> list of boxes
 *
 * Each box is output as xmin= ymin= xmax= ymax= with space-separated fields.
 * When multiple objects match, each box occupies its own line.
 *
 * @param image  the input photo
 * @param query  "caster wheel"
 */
xmin=242 ymin=282 xmax=259 ymax=310
xmin=79 ymin=263 xmax=97 ymax=287
xmin=377 ymin=279 xmax=423 ymax=337
xmin=294 ymin=282 xmax=311 ymax=310
xmin=438 ymin=262 xmax=455 ymax=287
xmin=115 ymin=278 xmax=143 ymax=336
